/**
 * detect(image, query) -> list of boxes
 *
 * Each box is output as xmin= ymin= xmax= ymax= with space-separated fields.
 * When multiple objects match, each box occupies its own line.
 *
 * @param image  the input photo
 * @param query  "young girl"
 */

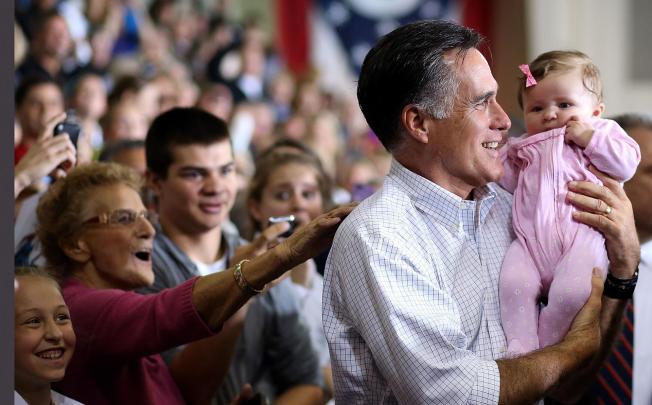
xmin=498 ymin=50 xmax=641 ymax=355
xmin=14 ymin=267 xmax=82 ymax=405
xmin=246 ymin=147 xmax=335 ymax=396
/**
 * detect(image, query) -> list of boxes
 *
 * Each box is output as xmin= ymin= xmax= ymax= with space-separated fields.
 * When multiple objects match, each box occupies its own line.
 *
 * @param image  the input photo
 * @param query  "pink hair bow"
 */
xmin=519 ymin=64 xmax=537 ymax=87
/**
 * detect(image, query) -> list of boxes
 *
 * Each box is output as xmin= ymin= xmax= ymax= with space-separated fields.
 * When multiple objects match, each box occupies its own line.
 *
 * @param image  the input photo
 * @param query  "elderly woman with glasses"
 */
xmin=35 ymin=162 xmax=353 ymax=405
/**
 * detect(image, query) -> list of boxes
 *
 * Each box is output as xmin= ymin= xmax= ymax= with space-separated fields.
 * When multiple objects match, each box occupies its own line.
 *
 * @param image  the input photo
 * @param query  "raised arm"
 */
xmin=582 ymin=119 xmax=641 ymax=181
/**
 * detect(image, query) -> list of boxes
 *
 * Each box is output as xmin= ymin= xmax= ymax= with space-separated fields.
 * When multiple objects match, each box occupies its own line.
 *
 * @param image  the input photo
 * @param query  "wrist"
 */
xmin=14 ymin=172 xmax=31 ymax=196
xmin=603 ymin=267 xmax=638 ymax=300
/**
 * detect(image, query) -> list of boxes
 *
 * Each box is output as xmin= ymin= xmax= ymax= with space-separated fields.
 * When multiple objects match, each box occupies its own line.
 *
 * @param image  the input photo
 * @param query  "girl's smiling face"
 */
xmin=14 ymin=275 xmax=76 ymax=390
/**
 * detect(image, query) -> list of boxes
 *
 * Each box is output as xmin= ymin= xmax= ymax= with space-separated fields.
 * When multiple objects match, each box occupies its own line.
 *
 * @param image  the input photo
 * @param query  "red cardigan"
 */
xmin=55 ymin=277 xmax=213 ymax=405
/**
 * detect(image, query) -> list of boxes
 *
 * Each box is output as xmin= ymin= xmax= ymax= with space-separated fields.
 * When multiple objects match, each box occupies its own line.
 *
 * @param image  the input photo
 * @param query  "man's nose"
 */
xmin=202 ymin=172 xmax=221 ymax=194
xmin=491 ymin=101 xmax=511 ymax=132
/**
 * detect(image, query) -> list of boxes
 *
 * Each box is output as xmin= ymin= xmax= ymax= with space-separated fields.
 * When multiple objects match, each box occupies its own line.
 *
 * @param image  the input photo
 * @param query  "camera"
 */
xmin=268 ymin=215 xmax=297 ymax=238
xmin=53 ymin=110 xmax=81 ymax=148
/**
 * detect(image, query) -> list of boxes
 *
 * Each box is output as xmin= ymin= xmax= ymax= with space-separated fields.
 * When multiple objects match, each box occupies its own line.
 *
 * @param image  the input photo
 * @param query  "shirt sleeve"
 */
xmin=66 ymin=278 xmax=213 ymax=363
xmin=329 ymin=223 xmax=500 ymax=404
xmin=583 ymin=118 xmax=641 ymax=181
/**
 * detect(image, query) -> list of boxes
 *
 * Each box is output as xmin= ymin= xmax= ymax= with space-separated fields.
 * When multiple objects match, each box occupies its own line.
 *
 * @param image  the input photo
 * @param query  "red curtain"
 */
xmin=276 ymin=0 xmax=312 ymax=76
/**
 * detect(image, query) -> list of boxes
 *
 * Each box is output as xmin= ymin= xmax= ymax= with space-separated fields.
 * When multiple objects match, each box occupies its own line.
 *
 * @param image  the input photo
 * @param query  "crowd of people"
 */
xmin=13 ymin=2 xmax=651 ymax=405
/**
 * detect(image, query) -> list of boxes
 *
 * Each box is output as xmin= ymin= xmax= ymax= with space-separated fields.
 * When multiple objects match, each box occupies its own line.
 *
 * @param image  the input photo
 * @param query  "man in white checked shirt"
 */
xmin=323 ymin=20 xmax=640 ymax=404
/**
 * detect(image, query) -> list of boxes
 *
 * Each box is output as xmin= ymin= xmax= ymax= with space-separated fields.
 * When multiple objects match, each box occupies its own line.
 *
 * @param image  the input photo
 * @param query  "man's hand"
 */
xmin=497 ymin=269 xmax=603 ymax=404
xmin=565 ymin=118 xmax=594 ymax=148
xmin=562 ymin=268 xmax=604 ymax=359
xmin=566 ymin=165 xmax=640 ymax=278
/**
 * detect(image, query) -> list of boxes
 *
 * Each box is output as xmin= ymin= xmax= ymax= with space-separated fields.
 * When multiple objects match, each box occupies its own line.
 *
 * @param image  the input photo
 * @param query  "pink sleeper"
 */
xmin=498 ymin=118 xmax=640 ymax=355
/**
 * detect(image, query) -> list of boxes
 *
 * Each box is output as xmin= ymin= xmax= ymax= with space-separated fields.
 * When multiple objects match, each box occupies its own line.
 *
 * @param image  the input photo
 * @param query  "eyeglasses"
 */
xmin=82 ymin=209 xmax=156 ymax=227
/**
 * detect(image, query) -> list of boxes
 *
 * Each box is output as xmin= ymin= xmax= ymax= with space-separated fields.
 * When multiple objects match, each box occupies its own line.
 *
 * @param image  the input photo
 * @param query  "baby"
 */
xmin=498 ymin=50 xmax=640 ymax=355
xmin=14 ymin=267 xmax=82 ymax=405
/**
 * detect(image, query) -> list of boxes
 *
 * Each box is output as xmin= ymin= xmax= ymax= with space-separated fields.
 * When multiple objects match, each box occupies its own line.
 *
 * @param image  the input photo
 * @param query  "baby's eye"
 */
xmin=559 ymin=102 xmax=572 ymax=109
xmin=530 ymin=106 xmax=542 ymax=112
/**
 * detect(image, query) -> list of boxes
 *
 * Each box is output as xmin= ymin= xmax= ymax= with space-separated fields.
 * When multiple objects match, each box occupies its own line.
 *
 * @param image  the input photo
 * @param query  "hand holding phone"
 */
xmin=268 ymin=215 xmax=297 ymax=238
xmin=53 ymin=110 xmax=81 ymax=148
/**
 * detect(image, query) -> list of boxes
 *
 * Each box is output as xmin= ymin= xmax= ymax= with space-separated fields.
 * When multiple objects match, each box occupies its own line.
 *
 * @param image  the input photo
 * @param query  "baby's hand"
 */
xmin=565 ymin=118 xmax=594 ymax=148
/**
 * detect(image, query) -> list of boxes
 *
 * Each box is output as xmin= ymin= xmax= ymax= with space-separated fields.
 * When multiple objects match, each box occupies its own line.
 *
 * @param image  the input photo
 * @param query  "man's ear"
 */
xmin=146 ymin=169 xmax=162 ymax=197
xmin=593 ymin=102 xmax=605 ymax=118
xmin=400 ymin=105 xmax=430 ymax=144
xmin=61 ymin=238 xmax=91 ymax=263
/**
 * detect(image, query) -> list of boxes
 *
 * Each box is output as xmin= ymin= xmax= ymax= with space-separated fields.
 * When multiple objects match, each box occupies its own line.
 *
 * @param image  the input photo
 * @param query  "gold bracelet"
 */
xmin=233 ymin=259 xmax=263 ymax=294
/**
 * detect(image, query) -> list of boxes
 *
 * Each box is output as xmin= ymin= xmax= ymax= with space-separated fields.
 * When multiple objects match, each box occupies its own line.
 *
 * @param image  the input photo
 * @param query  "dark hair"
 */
xmin=146 ymin=107 xmax=231 ymax=178
xmin=108 ymin=75 xmax=147 ymax=106
xmin=611 ymin=113 xmax=652 ymax=132
xmin=15 ymin=75 xmax=61 ymax=107
xmin=99 ymin=139 xmax=146 ymax=162
xmin=357 ymin=20 xmax=482 ymax=151
xmin=33 ymin=10 xmax=66 ymax=38
xmin=517 ymin=50 xmax=603 ymax=109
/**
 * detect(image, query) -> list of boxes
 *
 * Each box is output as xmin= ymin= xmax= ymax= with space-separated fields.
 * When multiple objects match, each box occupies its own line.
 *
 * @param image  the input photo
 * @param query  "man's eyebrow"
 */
xmin=471 ymin=90 xmax=496 ymax=105
xmin=178 ymin=165 xmax=207 ymax=172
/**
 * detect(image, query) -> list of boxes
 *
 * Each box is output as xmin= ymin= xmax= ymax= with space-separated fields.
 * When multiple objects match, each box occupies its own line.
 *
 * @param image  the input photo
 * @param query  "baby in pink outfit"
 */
xmin=498 ymin=50 xmax=640 ymax=355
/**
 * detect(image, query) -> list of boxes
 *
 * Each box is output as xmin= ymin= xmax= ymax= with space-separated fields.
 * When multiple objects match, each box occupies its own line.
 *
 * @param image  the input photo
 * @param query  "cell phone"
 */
xmin=53 ymin=110 xmax=81 ymax=148
xmin=268 ymin=215 xmax=297 ymax=238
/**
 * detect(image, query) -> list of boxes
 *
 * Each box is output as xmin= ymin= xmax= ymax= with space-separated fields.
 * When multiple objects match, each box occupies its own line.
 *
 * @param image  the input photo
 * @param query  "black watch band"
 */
xmin=603 ymin=266 xmax=639 ymax=300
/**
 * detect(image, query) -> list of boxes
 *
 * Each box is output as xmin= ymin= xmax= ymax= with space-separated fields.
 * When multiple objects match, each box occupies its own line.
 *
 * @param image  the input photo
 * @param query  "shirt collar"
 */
xmin=389 ymin=159 xmax=498 ymax=234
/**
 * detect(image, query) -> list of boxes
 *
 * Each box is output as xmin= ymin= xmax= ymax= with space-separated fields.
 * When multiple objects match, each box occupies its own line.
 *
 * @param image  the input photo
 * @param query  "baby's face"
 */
xmin=522 ymin=69 xmax=603 ymax=135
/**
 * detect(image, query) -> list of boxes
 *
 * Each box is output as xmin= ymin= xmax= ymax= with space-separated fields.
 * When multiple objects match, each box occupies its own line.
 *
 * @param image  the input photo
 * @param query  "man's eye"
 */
xmin=182 ymin=171 xmax=202 ymax=179
xmin=221 ymin=166 xmax=234 ymax=176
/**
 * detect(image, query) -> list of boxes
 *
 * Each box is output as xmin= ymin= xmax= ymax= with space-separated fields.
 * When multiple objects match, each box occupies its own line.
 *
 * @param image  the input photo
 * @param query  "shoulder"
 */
xmin=337 ymin=182 xmax=414 ymax=242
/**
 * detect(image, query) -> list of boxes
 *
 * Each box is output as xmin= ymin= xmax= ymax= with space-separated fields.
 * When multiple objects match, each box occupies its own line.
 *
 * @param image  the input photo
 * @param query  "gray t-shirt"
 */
xmin=141 ymin=225 xmax=322 ymax=403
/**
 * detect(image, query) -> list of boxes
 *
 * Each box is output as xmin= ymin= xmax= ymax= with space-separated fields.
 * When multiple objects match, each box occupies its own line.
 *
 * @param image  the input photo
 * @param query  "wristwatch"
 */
xmin=603 ymin=266 xmax=638 ymax=299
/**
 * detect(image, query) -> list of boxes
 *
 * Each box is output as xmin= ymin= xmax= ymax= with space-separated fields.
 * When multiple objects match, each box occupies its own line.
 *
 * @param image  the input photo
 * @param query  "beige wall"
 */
xmin=525 ymin=0 xmax=652 ymax=116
